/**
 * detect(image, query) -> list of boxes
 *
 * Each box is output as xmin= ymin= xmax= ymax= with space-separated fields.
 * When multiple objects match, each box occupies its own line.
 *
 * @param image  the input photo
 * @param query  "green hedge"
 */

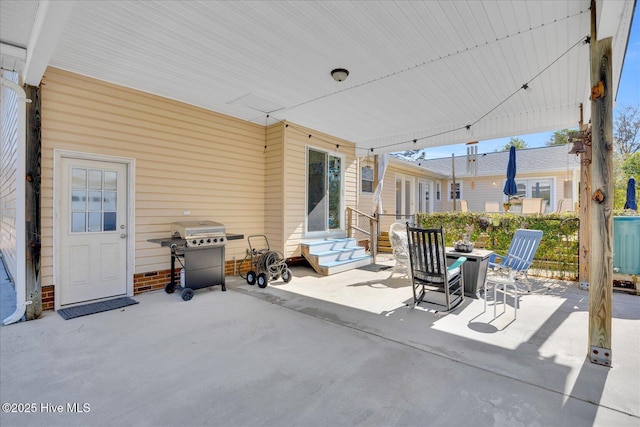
xmin=415 ymin=212 xmax=580 ymax=280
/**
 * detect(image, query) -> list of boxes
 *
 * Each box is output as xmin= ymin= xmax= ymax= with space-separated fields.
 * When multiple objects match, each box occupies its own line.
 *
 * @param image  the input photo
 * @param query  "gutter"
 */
xmin=1 ymin=76 xmax=30 ymax=325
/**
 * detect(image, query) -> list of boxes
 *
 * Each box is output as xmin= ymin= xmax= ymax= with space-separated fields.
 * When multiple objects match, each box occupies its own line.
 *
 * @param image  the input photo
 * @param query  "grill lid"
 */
xmin=171 ymin=220 xmax=225 ymax=238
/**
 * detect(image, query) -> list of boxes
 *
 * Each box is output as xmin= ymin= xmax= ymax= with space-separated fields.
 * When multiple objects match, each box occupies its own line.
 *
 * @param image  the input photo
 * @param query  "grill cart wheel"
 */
xmin=181 ymin=288 xmax=194 ymax=301
xmin=282 ymin=268 xmax=292 ymax=283
xmin=246 ymin=270 xmax=257 ymax=285
xmin=164 ymin=283 xmax=176 ymax=294
xmin=257 ymin=273 xmax=268 ymax=288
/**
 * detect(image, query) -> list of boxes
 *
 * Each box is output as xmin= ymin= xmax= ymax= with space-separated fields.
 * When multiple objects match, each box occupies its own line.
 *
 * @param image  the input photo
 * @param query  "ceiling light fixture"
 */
xmin=331 ymin=68 xmax=349 ymax=82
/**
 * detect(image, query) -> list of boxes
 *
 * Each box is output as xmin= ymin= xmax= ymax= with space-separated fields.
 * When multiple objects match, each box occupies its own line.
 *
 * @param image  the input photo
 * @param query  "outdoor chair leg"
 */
xmin=493 ymin=280 xmax=518 ymax=320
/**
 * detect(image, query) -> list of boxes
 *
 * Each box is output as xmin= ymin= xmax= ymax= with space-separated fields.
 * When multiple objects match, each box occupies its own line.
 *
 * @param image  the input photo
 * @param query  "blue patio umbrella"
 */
xmin=624 ymin=177 xmax=637 ymax=210
xmin=503 ymin=145 xmax=518 ymax=202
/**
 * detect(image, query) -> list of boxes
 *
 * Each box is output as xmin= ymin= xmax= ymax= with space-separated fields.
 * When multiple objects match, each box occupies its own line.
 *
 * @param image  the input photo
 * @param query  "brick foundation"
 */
xmin=133 ymin=268 xmax=181 ymax=294
xmin=42 ymin=285 xmax=55 ymax=311
xmin=39 ymin=260 xmax=246 ymax=311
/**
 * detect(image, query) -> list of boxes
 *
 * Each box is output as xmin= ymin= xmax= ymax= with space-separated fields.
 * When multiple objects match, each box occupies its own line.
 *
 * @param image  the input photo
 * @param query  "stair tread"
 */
xmin=320 ymin=255 xmax=371 ymax=267
xmin=314 ymin=250 xmax=366 ymax=258
xmin=301 ymin=238 xmax=357 ymax=246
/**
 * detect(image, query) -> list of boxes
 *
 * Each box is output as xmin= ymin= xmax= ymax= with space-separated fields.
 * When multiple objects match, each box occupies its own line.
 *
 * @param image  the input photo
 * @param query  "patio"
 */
xmin=1 ymin=258 xmax=638 ymax=426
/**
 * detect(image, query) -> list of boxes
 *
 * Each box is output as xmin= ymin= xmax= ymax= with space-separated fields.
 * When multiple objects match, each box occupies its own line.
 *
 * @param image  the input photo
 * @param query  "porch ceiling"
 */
xmin=0 ymin=0 xmax=635 ymax=155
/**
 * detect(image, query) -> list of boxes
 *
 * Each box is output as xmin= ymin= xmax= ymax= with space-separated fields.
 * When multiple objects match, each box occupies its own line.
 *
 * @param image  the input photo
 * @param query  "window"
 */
xmin=71 ymin=168 xmax=118 ymax=233
xmin=436 ymin=182 xmax=441 ymax=201
xmin=307 ymin=147 xmax=343 ymax=233
xmin=513 ymin=178 xmax=554 ymax=212
xmin=448 ymin=181 xmax=463 ymax=201
xmin=361 ymin=166 xmax=373 ymax=193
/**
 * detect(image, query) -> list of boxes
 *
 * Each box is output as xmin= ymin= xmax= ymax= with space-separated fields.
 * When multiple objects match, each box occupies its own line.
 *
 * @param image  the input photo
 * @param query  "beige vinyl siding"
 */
xmin=40 ymin=67 xmax=267 ymax=288
xmin=379 ymin=159 xmax=441 ymax=216
xmin=457 ymin=178 xmax=498 ymax=212
xmin=281 ymin=122 xmax=357 ymax=258
xmin=0 ymin=70 xmax=19 ymax=281
xmin=264 ymin=122 xmax=285 ymax=253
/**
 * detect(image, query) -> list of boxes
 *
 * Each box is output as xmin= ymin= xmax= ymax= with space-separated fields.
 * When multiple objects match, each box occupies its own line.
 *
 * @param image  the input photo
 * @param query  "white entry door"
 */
xmin=59 ymin=157 xmax=128 ymax=306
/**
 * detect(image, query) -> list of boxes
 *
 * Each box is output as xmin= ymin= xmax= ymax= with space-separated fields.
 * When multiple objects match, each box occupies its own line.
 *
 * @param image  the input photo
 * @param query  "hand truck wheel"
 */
xmin=257 ymin=273 xmax=268 ymax=288
xmin=281 ymin=268 xmax=292 ymax=283
xmin=246 ymin=270 xmax=257 ymax=285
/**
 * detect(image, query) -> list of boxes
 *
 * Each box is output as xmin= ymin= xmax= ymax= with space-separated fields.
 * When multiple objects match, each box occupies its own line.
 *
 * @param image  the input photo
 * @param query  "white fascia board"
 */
xmin=23 ymin=0 xmax=75 ymax=86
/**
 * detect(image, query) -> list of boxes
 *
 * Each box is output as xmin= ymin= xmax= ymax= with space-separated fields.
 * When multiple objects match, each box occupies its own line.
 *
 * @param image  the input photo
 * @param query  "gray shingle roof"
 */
xmin=402 ymin=145 xmax=581 ymax=178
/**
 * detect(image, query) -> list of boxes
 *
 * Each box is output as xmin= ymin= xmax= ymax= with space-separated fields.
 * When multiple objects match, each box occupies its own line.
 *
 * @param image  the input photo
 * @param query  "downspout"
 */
xmin=1 ymin=76 xmax=30 ymax=325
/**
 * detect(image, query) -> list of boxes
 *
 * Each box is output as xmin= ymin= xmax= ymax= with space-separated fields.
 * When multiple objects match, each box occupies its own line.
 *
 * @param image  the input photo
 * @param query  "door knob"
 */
xmin=120 ymin=234 xmax=127 ymax=239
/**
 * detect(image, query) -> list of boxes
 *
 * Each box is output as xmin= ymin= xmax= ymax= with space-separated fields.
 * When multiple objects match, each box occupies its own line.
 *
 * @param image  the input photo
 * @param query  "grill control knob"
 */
xmin=199 ymin=239 xmax=204 ymax=244
xmin=220 ymin=237 xmax=225 ymax=242
xmin=192 ymin=239 xmax=197 ymax=245
xmin=213 ymin=238 xmax=218 ymax=243
xmin=207 ymin=238 xmax=211 ymax=243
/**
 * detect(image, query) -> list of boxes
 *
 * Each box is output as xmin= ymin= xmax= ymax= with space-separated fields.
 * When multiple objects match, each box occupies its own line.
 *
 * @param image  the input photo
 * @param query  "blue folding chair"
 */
xmin=485 ymin=229 xmax=543 ymax=318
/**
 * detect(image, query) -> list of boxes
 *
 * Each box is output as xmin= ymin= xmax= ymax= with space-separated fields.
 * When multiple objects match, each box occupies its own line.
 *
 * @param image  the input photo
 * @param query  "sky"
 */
xmin=413 ymin=5 xmax=640 ymax=159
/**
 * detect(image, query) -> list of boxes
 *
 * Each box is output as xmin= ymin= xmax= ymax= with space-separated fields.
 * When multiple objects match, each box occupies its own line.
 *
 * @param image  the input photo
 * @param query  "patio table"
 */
xmin=446 ymin=248 xmax=494 ymax=298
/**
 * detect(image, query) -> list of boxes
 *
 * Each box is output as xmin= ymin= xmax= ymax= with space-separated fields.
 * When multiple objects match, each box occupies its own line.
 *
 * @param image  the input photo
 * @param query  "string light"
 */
xmin=353 ymin=35 xmax=588 ymax=154
xmin=269 ymin=31 xmax=588 ymax=156
xmin=285 ymin=9 xmax=588 ymax=112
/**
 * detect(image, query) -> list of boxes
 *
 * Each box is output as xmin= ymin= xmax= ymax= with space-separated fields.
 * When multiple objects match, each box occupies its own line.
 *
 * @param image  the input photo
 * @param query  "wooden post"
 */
xmin=24 ymin=84 xmax=42 ymax=320
xmin=451 ymin=154 xmax=456 ymax=211
xmin=588 ymin=1 xmax=614 ymax=366
xmin=369 ymin=217 xmax=376 ymax=264
xmin=579 ymin=105 xmax=591 ymax=286
xmin=347 ymin=208 xmax=353 ymax=238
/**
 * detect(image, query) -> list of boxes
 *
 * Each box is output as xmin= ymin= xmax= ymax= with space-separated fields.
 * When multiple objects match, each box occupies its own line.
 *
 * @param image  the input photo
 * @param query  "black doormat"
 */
xmin=58 ymin=297 xmax=139 ymax=320
xmin=357 ymin=264 xmax=392 ymax=272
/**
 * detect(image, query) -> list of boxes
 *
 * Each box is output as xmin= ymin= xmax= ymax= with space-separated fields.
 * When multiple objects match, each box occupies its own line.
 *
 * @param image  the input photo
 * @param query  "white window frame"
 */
xmin=360 ymin=166 xmax=374 ymax=194
xmin=508 ymin=176 xmax=556 ymax=211
xmin=304 ymin=145 xmax=346 ymax=237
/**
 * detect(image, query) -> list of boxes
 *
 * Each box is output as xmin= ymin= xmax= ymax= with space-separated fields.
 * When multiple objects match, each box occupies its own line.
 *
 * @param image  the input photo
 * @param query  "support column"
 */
xmin=579 ymin=106 xmax=591 ymax=286
xmin=588 ymin=0 xmax=613 ymax=366
xmin=25 ymin=84 xmax=41 ymax=320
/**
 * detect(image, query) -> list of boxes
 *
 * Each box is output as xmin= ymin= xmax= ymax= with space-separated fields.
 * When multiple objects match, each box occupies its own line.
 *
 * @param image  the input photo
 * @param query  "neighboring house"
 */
xmin=407 ymin=145 xmax=581 ymax=213
xmin=1 ymin=67 xmax=359 ymax=311
xmin=357 ymin=156 xmax=445 ymax=219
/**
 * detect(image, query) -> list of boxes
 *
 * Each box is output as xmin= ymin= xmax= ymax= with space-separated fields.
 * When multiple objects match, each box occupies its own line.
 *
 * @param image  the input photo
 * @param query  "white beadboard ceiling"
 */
xmin=0 ymin=0 xmax=635 ymax=155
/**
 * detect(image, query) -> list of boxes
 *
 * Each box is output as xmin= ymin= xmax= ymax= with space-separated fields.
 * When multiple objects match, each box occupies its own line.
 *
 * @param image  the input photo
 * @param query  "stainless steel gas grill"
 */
xmin=148 ymin=220 xmax=243 ymax=301
xmin=170 ymin=220 xmax=227 ymax=248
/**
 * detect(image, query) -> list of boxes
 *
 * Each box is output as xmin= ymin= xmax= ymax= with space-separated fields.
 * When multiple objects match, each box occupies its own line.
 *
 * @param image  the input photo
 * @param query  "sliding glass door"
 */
xmin=307 ymin=148 xmax=343 ymax=234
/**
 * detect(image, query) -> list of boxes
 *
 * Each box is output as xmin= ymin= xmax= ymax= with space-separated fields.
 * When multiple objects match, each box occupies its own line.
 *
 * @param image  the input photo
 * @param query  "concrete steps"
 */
xmin=301 ymin=238 xmax=371 ymax=275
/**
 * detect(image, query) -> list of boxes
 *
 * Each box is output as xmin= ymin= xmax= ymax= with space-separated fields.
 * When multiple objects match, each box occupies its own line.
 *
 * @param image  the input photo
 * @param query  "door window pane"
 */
xmin=72 ymin=190 xmax=87 ymax=211
xmin=104 ymin=212 xmax=117 ymax=231
xmin=72 ymin=168 xmax=87 ymax=189
xmin=104 ymin=171 xmax=117 ymax=190
xmin=88 ymin=191 xmax=102 ymax=211
xmin=72 ymin=213 xmax=86 ymax=233
xmin=88 ymin=212 xmax=102 ymax=232
xmin=307 ymin=149 xmax=326 ymax=232
xmin=70 ymin=168 xmax=118 ymax=233
xmin=103 ymin=192 xmax=117 ymax=211
xmin=328 ymin=156 xmax=341 ymax=229
xmin=88 ymin=170 xmax=103 ymax=189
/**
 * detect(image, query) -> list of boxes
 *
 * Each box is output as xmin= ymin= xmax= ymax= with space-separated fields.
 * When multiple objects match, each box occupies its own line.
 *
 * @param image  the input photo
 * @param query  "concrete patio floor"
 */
xmin=0 ymin=257 xmax=638 ymax=426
